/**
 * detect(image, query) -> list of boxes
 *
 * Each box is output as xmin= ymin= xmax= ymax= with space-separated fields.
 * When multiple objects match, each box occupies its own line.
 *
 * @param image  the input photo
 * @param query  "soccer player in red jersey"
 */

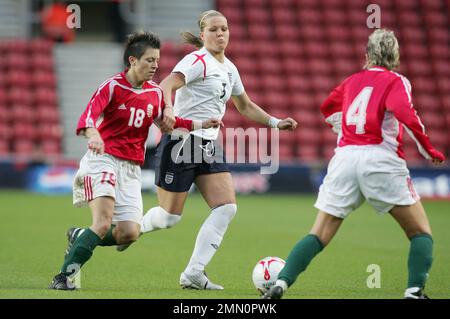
xmin=49 ymin=31 xmax=221 ymax=290
xmin=263 ymin=29 xmax=445 ymax=299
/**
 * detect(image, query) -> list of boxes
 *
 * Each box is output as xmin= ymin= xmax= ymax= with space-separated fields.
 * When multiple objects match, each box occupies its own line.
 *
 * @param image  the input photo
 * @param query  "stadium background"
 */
xmin=0 ymin=0 xmax=449 ymax=299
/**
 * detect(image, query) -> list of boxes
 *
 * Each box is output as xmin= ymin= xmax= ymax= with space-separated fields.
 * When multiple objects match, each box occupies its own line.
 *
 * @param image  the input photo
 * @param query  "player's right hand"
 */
xmin=160 ymin=107 xmax=176 ymax=133
xmin=87 ymin=135 xmax=105 ymax=155
xmin=430 ymin=149 xmax=445 ymax=166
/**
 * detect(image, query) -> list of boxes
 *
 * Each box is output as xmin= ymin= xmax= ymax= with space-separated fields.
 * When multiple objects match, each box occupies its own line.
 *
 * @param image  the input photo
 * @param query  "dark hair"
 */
xmin=123 ymin=31 xmax=161 ymax=67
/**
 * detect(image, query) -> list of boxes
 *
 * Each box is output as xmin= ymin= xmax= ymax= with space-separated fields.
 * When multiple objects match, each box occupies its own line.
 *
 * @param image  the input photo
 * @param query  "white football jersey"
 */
xmin=172 ymin=47 xmax=245 ymax=140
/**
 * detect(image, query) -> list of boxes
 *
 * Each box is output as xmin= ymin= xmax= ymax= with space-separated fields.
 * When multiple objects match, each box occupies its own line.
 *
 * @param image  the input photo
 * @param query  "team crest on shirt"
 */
xmin=147 ymin=103 xmax=154 ymax=118
xmin=165 ymin=172 xmax=174 ymax=184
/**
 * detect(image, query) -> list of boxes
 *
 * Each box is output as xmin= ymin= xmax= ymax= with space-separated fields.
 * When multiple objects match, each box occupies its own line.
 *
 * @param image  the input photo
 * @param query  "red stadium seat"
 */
xmin=272 ymin=8 xmax=296 ymax=24
xmin=6 ymin=70 xmax=29 ymax=87
xmin=31 ymin=71 xmax=56 ymax=88
xmin=301 ymin=25 xmax=325 ymax=41
xmin=412 ymin=77 xmax=436 ymax=94
xmin=248 ymin=25 xmax=273 ymax=40
xmin=294 ymin=127 xmax=319 ymax=144
xmin=11 ymin=105 xmax=34 ymax=123
xmin=259 ymin=57 xmax=282 ymax=75
xmin=263 ymin=91 xmax=290 ymax=110
xmin=36 ymin=123 xmax=63 ymax=141
xmin=32 ymin=54 xmax=54 ymax=71
xmin=253 ymin=41 xmax=280 ymax=58
xmin=0 ymin=122 xmax=11 ymax=140
xmin=12 ymin=139 xmax=34 ymax=155
xmin=8 ymin=87 xmax=33 ymax=106
xmin=286 ymin=76 xmax=311 ymax=93
xmin=29 ymin=39 xmax=54 ymax=55
xmin=34 ymin=88 xmax=58 ymax=105
xmin=278 ymin=41 xmax=303 ymax=58
xmin=233 ymin=57 xmax=255 ymax=75
xmin=274 ymin=24 xmax=300 ymax=41
xmin=308 ymin=59 xmax=331 ymax=75
xmin=40 ymin=140 xmax=60 ymax=155
xmin=304 ymin=41 xmax=329 ymax=57
xmin=297 ymin=8 xmax=323 ymax=25
xmin=4 ymin=54 xmax=29 ymax=70
xmin=36 ymin=106 xmax=60 ymax=123
xmin=297 ymin=145 xmax=320 ymax=162
xmin=220 ymin=7 xmax=243 ymax=24
xmin=289 ymin=92 xmax=316 ymax=110
xmin=260 ymin=74 xmax=284 ymax=91
xmin=11 ymin=122 xmax=35 ymax=139
xmin=245 ymin=7 xmax=270 ymax=24
xmin=321 ymin=9 xmax=345 ymax=25
xmin=240 ymin=73 xmax=260 ymax=91
xmin=0 ymin=139 xmax=9 ymax=155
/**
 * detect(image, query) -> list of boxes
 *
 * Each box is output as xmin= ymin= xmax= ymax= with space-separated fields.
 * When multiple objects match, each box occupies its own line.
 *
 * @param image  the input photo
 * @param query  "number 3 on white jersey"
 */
xmin=346 ymin=87 xmax=373 ymax=134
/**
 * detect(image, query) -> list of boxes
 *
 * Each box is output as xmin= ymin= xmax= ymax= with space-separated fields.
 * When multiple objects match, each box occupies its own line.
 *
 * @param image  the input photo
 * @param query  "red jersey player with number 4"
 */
xmin=49 ymin=31 xmax=221 ymax=290
xmin=263 ymin=29 xmax=445 ymax=300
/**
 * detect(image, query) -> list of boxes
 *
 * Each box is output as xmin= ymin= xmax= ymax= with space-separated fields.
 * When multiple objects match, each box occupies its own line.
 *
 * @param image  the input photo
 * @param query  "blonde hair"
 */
xmin=364 ymin=29 xmax=400 ymax=70
xmin=181 ymin=10 xmax=225 ymax=48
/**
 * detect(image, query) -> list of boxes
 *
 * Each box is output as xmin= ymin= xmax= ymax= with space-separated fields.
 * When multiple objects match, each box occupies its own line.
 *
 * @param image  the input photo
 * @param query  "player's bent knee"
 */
xmin=212 ymin=203 xmax=237 ymax=223
xmin=118 ymin=229 xmax=140 ymax=244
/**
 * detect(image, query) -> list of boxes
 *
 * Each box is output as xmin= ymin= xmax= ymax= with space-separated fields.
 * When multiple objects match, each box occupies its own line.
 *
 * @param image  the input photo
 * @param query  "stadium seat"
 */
xmin=32 ymin=54 xmax=54 ymax=71
xmin=297 ymin=144 xmax=321 ymax=162
xmin=11 ymin=105 xmax=34 ymax=123
xmin=0 ymin=139 xmax=9 ymax=156
xmin=36 ymin=106 xmax=60 ymax=124
xmin=278 ymin=41 xmax=303 ymax=58
xmin=12 ymin=139 xmax=34 ymax=155
xmin=6 ymin=70 xmax=29 ymax=87
xmin=11 ymin=122 xmax=35 ymax=139
xmin=31 ymin=71 xmax=56 ymax=88
xmin=8 ymin=87 xmax=33 ymax=106
xmin=40 ymin=140 xmax=60 ymax=155
xmin=259 ymin=58 xmax=282 ymax=75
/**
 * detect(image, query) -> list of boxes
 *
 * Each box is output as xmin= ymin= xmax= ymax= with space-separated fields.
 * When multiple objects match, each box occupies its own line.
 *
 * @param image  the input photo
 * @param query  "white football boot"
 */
xmin=179 ymin=270 xmax=224 ymax=290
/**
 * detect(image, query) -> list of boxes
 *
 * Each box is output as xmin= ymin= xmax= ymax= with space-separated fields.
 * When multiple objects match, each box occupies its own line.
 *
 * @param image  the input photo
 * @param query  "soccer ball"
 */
xmin=252 ymin=256 xmax=285 ymax=295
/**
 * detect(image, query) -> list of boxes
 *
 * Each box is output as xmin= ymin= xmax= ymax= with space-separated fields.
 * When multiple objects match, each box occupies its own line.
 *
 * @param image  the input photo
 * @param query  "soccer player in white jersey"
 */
xmin=262 ymin=29 xmax=445 ymax=299
xmin=49 ymin=31 xmax=221 ymax=290
xmin=132 ymin=10 xmax=298 ymax=290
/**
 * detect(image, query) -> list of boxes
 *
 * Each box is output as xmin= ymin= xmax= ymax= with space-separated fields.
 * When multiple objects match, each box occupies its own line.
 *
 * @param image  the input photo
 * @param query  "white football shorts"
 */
xmin=315 ymin=145 xmax=419 ymax=218
xmin=73 ymin=150 xmax=143 ymax=224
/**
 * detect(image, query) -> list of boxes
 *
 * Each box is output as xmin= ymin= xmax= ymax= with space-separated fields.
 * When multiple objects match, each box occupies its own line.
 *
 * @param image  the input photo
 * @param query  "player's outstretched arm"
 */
xmin=231 ymin=92 xmax=298 ymax=130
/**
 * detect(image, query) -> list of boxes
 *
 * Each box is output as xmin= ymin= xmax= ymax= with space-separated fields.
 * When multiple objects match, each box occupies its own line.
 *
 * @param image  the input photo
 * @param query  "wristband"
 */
xmin=268 ymin=116 xmax=281 ymax=129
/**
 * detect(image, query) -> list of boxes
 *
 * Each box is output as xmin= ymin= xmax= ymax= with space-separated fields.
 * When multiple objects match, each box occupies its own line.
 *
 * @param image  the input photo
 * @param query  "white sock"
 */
xmin=140 ymin=206 xmax=181 ymax=233
xmin=275 ymin=280 xmax=288 ymax=292
xmin=185 ymin=203 xmax=237 ymax=273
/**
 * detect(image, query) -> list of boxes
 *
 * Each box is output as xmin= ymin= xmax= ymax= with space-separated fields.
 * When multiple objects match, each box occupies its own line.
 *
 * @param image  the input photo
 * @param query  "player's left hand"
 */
xmin=277 ymin=118 xmax=298 ymax=131
xmin=202 ymin=119 xmax=224 ymax=129
xmin=160 ymin=107 xmax=176 ymax=133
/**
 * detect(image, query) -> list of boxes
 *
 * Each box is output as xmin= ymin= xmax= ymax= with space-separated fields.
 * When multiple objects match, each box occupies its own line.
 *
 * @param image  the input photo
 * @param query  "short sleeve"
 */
xmin=231 ymin=65 xmax=245 ymax=96
xmin=172 ymin=53 xmax=206 ymax=84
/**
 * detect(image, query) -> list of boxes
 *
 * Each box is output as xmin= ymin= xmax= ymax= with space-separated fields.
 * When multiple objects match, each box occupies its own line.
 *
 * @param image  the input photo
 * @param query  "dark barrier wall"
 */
xmin=1 ymin=161 xmax=449 ymax=199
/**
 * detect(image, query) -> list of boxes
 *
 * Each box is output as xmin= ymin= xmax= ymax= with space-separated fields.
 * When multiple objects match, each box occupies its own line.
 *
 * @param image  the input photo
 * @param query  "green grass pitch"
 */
xmin=0 ymin=190 xmax=448 ymax=299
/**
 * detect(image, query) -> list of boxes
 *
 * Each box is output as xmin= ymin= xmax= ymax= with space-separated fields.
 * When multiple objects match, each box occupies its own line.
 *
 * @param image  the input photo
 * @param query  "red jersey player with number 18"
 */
xmin=263 ymin=29 xmax=445 ymax=300
xmin=49 ymin=31 xmax=221 ymax=290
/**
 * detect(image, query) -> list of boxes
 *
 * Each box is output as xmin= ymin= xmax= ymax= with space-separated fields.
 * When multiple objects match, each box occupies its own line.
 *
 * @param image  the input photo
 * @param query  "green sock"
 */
xmin=61 ymin=228 xmax=102 ymax=276
xmin=408 ymin=233 xmax=433 ymax=288
xmin=278 ymin=234 xmax=324 ymax=287
xmin=98 ymin=225 xmax=117 ymax=246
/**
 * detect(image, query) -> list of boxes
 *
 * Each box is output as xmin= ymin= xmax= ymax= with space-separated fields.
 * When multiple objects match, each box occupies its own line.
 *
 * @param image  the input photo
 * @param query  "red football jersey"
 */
xmin=76 ymin=71 xmax=192 ymax=165
xmin=320 ymin=66 xmax=444 ymax=161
